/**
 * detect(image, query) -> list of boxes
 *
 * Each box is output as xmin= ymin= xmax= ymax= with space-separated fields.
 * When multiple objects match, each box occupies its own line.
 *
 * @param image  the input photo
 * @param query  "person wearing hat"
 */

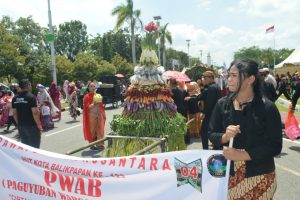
xmin=186 ymin=82 xmax=203 ymax=139
xmin=185 ymin=70 xmax=222 ymax=149
xmin=12 ymin=79 xmax=43 ymax=148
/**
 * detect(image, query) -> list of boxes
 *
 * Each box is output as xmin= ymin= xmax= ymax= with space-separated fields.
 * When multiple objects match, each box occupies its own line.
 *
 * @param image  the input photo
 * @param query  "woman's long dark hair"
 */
xmin=228 ymin=58 xmax=262 ymax=98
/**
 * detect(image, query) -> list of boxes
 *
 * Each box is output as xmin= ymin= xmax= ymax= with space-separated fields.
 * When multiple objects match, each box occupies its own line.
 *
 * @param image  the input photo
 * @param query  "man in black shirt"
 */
xmin=12 ymin=79 xmax=42 ymax=148
xmin=185 ymin=71 xmax=222 ymax=149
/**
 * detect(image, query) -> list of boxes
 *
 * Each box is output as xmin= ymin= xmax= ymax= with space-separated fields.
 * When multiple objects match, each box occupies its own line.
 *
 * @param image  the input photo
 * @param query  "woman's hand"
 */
xmin=221 ymin=125 xmax=240 ymax=144
xmin=223 ymin=147 xmax=251 ymax=161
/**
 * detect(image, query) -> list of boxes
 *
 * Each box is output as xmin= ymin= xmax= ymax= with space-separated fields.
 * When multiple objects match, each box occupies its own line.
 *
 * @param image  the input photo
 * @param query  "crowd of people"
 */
xmin=1 ymin=58 xmax=298 ymax=199
xmin=0 ymin=78 xmax=128 ymax=150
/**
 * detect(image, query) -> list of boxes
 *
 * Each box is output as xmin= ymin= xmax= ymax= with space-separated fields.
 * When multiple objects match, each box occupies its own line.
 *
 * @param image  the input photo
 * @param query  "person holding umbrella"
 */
xmin=208 ymin=59 xmax=282 ymax=199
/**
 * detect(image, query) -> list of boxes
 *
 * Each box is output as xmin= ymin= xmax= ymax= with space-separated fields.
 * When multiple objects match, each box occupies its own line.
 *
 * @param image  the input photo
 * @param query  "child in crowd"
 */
xmin=41 ymin=102 xmax=51 ymax=131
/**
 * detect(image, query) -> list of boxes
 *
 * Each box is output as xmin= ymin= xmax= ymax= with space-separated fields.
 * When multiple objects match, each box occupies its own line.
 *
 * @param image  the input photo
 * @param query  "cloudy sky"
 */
xmin=1 ymin=0 xmax=300 ymax=66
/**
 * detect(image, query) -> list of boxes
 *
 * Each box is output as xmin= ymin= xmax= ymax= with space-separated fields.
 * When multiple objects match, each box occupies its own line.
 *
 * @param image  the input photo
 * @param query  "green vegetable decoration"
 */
xmin=110 ymin=21 xmax=187 ymax=156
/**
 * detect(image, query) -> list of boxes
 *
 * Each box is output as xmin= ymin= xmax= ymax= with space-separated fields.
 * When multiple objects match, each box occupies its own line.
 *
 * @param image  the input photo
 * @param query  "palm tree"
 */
xmin=158 ymin=23 xmax=172 ymax=67
xmin=111 ymin=0 xmax=143 ymax=66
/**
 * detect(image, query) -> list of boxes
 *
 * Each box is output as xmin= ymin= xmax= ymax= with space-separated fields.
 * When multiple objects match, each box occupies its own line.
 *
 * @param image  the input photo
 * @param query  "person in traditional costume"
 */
xmin=186 ymin=82 xmax=203 ymax=138
xmin=68 ymin=83 xmax=79 ymax=121
xmin=36 ymin=84 xmax=59 ymax=129
xmin=83 ymin=82 xmax=106 ymax=150
xmin=63 ymin=80 xmax=70 ymax=102
xmin=208 ymin=58 xmax=282 ymax=199
xmin=48 ymin=82 xmax=62 ymax=120
xmin=4 ymin=91 xmax=17 ymax=133
xmin=0 ymin=90 xmax=9 ymax=127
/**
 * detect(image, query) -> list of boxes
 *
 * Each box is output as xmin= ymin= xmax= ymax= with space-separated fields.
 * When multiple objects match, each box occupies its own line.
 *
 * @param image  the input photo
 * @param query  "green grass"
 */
xmin=279 ymin=94 xmax=300 ymax=105
xmin=275 ymin=102 xmax=300 ymax=114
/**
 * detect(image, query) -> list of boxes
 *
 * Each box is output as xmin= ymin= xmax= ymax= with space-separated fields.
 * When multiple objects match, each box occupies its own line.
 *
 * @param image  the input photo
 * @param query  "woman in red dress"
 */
xmin=48 ymin=82 xmax=62 ymax=120
xmin=83 ymin=82 xmax=106 ymax=150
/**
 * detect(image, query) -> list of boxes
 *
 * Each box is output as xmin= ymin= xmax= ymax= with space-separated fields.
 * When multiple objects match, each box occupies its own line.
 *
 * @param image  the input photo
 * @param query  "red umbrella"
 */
xmin=163 ymin=71 xmax=191 ymax=82
xmin=115 ymin=73 xmax=125 ymax=78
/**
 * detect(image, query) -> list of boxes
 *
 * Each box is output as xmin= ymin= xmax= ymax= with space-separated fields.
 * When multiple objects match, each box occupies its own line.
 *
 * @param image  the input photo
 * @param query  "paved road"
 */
xmin=1 ymin=105 xmax=300 ymax=199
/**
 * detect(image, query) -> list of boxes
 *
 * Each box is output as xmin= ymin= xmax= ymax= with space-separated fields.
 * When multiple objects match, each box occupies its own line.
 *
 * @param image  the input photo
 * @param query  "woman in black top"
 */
xmin=186 ymin=82 xmax=203 ymax=138
xmin=208 ymin=59 xmax=282 ymax=199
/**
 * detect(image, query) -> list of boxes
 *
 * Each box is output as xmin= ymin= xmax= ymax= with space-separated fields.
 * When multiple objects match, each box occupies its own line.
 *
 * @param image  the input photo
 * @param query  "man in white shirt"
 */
xmin=263 ymin=68 xmax=277 ymax=89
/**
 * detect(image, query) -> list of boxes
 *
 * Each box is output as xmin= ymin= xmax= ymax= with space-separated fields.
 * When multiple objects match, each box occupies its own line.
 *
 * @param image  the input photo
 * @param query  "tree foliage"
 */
xmin=97 ymin=60 xmax=116 ymax=78
xmin=158 ymin=23 xmax=172 ymax=67
xmin=55 ymin=20 xmax=88 ymax=61
xmin=0 ymin=23 xmax=26 ymax=83
xmin=234 ymin=46 xmax=294 ymax=68
xmin=165 ymin=48 xmax=189 ymax=70
xmin=88 ymin=30 xmax=139 ymax=63
xmin=111 ymin=53 xmax=133 ymax=76
xmin=56 ymin=55 xmax=74 ymax=84
xmin=13 ymin=16 xmax=45 ymax=51
xmin=73 ymin=53 xmax=100 ymax=82
xmin=112 ymin=0 xmax=143 ymax=65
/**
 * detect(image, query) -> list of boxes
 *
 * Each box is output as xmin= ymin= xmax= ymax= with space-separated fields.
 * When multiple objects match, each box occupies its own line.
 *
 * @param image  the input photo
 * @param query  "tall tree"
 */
xmin=55 ymin=20 xmax=88 ymax=61
xmin=234 ymin=46 xmax=294 ymax=68
xmin=111 ymin=53 xmax=133 ymax=76
xmin=165 ymin=48 xmax=188 ymax=70
xmin=56 ymin=55 xmax=74 ymax=84
xmin=12 ymin=16 xmax=51 ymax=84
xmin=112 ymin=0 xmax=143 ymax=66
xmin=158 ymin=23 xmax=172 ymax=67
xmin=73 ymin=53 xmax=100 ymax=82
xmin=13 ymin=16 xmax=45 ymax=51
xmin=0 ymin=23 xmax=26 ymax=82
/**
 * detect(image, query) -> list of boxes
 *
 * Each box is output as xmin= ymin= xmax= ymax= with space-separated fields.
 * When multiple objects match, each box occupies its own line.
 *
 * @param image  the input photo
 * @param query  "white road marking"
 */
xmin=45 ymin=124 xmax=82 ymax=137
xmin=276 ymin=163 xmax=300 ymax=176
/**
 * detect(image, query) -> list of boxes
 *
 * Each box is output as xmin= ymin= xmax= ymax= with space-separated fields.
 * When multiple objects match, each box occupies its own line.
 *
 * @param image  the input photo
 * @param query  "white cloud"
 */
xmin=197 ymin=0 xmax=212 ymax=10
xmin=239 ymin=0 xmax=299 ymax=18
xmin=168 ymin=24 xmax=236 ymax=66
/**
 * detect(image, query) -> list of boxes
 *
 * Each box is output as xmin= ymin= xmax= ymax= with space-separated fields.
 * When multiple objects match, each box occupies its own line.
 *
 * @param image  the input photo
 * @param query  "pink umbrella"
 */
xmin=163 ymin=71 xmax=191 ymax=82
xmin=115 ymin=73 xmax=125 ymax=78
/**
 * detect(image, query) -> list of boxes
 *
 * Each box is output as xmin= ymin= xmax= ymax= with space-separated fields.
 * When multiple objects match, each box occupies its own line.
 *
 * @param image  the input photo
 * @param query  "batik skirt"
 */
xmin=228 ymin=161 xmax=277 ymax=200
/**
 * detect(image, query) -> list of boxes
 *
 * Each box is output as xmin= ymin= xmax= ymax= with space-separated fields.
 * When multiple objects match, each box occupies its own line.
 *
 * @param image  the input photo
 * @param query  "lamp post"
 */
xmin=186 ymin=39 xmax=191 ymax=67
xmin=47 ymin=0 xmax=57 ymax=84
xmin=153 ymin=16 xmax=161 ymax=65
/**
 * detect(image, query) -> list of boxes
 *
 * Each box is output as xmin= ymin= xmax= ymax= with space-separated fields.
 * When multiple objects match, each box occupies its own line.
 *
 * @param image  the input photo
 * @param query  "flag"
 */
xmin=266 ymin=25 xmax=275 ymax=33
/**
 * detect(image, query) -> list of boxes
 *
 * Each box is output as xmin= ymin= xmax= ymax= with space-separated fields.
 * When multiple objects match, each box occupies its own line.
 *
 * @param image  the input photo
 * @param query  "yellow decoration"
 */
xmin=93 ymin=93 xmax=103 ymax=103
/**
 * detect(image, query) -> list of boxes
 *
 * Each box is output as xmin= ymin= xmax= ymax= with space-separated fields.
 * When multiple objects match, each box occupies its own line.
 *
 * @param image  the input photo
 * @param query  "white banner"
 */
xmin=0 ymin=136 xmax=229 ymax=200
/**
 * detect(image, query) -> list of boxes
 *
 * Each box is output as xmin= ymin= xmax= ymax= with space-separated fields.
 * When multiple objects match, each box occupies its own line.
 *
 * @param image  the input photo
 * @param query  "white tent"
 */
xmin=275 ymin=45 xmax=300 ymax=68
